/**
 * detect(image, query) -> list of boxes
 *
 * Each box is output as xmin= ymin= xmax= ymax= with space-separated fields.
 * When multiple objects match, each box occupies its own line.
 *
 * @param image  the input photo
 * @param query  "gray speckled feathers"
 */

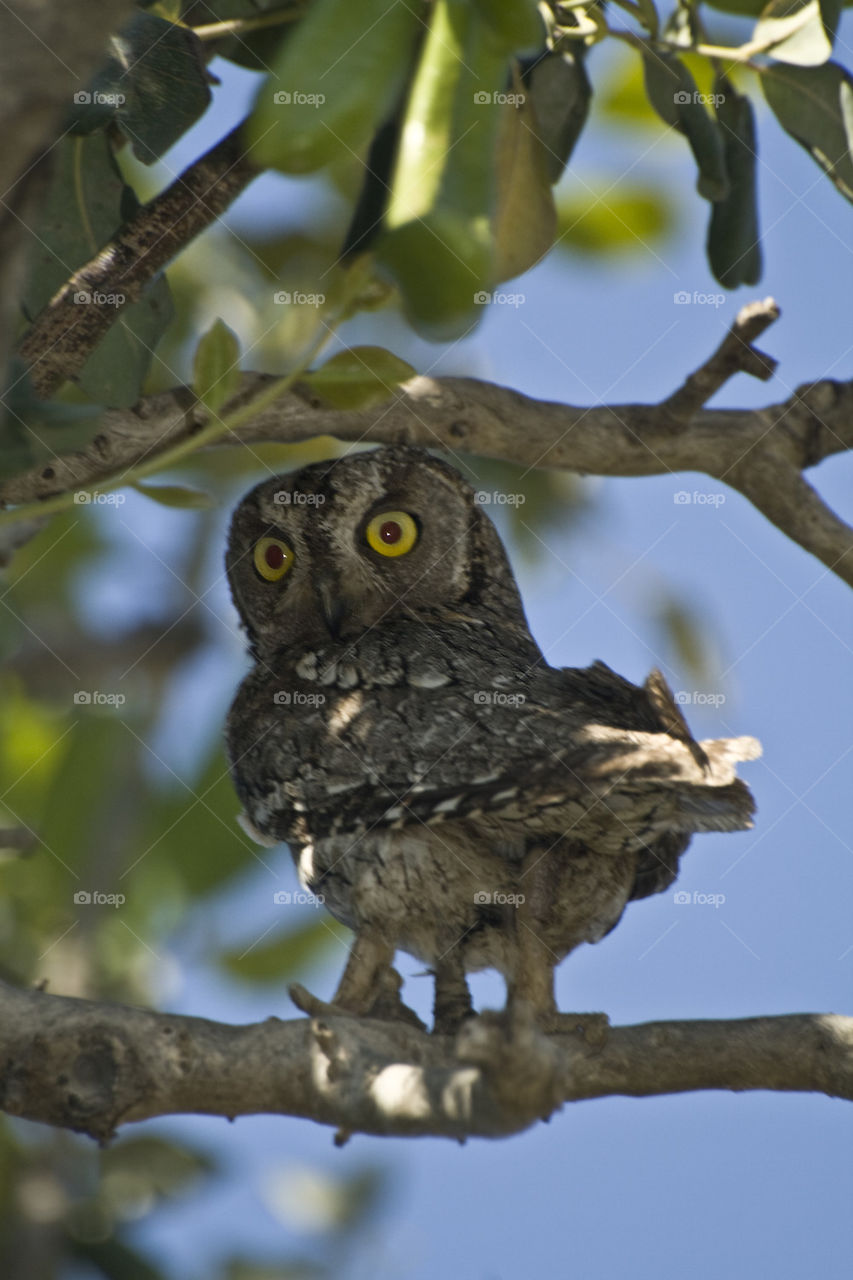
xmin=225 ymin=446 xmax=760 ymax=1031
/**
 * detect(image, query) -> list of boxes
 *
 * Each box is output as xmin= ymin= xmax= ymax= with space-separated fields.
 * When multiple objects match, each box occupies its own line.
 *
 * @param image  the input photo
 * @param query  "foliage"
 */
xmin=3 ymin=0 xmax=848 ymax=1276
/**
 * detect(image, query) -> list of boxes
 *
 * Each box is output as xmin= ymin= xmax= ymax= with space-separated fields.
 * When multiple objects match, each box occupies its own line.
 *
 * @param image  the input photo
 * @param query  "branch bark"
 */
xmin=0 ymin=981 xmax=850 ymax=1143
xmin=3 ymin=351 xmax=852 ymax=586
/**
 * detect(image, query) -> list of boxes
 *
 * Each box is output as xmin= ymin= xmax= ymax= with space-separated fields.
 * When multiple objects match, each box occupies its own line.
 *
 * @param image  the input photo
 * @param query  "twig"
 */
xmin=662 ymin=298 xmax=780 ymax=426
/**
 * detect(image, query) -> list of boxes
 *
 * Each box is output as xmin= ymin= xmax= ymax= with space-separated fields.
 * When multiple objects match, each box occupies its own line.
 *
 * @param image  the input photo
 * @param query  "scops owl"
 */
xmin=225 ymin=446 xmax=760 ymax=1033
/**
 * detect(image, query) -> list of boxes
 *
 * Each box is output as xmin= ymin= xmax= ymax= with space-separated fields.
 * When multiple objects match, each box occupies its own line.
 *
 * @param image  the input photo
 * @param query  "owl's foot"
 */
xmin=289 ymin=982 xmax=347 ymax=1020
xmin=368 ymin=966 xmax=427 ymax=1031
xmin=289 ymin=974 xmax=426 ymax=1031
xmin=431 ymin=956 xmax=474 ymax=1036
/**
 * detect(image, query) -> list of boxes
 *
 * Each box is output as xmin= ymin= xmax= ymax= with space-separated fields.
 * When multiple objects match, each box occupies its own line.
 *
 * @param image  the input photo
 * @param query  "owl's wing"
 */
xmin=235 ymin=660 xmax=760 ymax=861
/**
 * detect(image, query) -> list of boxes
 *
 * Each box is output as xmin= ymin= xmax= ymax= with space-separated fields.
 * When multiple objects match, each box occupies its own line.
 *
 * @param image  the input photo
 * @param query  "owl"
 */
xmin=225 ymin=446 xmax=760 ymax=1034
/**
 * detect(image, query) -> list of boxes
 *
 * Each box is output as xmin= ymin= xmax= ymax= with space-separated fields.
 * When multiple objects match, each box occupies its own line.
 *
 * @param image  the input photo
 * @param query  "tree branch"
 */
xmin=17 ymin=123 xmax=259 ymax=399
xmin=0 ymin=981 xmax=849 ymax=1143
xmin=3 ymin=353 xmax=852 ymax=587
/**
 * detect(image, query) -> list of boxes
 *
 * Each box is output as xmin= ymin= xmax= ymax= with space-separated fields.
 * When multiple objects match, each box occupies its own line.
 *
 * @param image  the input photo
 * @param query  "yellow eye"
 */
xmin=254 ymin=536 xmax=294 ymax=581
xmin=365 ymin=510 xmax=418 ymax=558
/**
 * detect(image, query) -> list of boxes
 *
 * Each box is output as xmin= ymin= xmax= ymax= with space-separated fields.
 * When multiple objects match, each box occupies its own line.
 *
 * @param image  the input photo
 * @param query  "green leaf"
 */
xmin=20 ymin=134 xmax=173 ymax=408
xmin=133 ymin=482 xmax=214 ymax=509
xmin=249 ymin=0 xmax=421 ymax=174
xmin=524 ymin=48 xmax=592 ymax=184
xmin=642 ymin=52 xmax=729 ymax=201
xmin=761 ymin=61 xmax=853 ymax=202
xmin=303 ymin=347 xmax=415 ymax=410
xmin=377 ymin=0 xmax=510 ymax=338
xmin=220 ymin=915 xmax=343 ymax=983
xmin=68 ymin=13 xmax=211 ymax=163
xmin=753 ymin=0 xmax=835 ymax=66
xmin=555 ymin=185 xmax=676 ymax=253
xmin=193 ymin=318 xmax=242 ymax=414
xmin=707 ymin=81 xmax=763 ymax=287
xmin=493 ymin=69 xmax=557 ymax=281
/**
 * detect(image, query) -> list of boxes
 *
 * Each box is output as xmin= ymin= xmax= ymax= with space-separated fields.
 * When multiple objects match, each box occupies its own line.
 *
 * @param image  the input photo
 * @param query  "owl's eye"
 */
xmin=365 ymin=510 xmax=419 ymax=558
xmin=254 ymin=536 xmax=294 ymax=582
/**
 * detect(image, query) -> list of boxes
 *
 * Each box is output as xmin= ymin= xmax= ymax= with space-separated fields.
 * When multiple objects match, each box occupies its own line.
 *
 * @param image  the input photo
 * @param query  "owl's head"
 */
xmin=225 ymin=446 xmax=529 ymax=658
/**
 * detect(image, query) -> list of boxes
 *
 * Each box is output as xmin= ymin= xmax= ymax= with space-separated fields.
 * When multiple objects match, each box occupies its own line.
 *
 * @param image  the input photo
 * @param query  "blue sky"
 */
xmin=98 ymin=34 xmax=853 ymax=1280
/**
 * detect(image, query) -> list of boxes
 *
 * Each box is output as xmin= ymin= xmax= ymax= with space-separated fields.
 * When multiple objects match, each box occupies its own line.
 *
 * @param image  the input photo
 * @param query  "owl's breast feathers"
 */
xmin=226 ymin=624 xmax=760 ymax=905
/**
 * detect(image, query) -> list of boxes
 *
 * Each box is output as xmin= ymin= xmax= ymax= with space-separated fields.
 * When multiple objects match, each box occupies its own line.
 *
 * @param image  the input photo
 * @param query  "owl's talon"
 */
xmin=369 ymin=966 xmax=427 ymax=1030
xmin=289 ymin=982 xmax=345 ymax=1019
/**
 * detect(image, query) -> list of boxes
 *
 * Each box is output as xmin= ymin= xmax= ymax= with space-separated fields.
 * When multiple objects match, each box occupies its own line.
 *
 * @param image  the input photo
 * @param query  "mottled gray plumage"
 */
xmin=225 ymin=446 xmax=760 ymax=1031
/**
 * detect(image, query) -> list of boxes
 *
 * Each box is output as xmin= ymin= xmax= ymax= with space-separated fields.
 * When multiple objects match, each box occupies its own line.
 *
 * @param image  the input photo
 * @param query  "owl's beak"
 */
xmin=318 ymin=579 xmax=351 ymax=639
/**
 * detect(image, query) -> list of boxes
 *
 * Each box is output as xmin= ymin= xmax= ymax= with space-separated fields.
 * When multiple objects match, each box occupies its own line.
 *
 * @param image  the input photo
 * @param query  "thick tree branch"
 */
xmin=17 ymin=123 xmax=259 ymax=398
xmin=2 ymin=340 xmax=852 ymax=586
xmin=0 ymin=981 xmax=849 ymax=1142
